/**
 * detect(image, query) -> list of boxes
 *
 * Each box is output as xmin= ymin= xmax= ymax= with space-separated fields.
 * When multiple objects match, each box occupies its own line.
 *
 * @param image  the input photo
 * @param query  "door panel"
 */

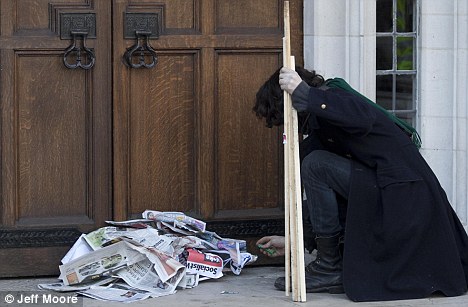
xmin=112 ymin=0 xmax=203 ymax=219
xmin=214 ymin=0 xmax=286 ymax=219
xmin=17 ymin=55 xmax=87 ymax=221
xmin=0 ymin=0 xmax=112 ymax=276
xmin=216 ymin=53 xmax=282 ymax=214
xmin=216 ymin=0 xmax=281 ymax=32
xmin=128 ymin=54 xmax=197 ymax=214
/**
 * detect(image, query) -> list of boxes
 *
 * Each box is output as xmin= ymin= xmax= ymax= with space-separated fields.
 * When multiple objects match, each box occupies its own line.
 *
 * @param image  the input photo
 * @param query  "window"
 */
xmin=376 ymin=0 xmax=418 ymax=126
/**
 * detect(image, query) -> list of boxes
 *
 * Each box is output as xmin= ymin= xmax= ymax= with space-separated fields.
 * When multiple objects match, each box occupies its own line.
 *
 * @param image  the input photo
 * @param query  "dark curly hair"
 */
xmin=253 ymin=66 xmax=325 ymax=128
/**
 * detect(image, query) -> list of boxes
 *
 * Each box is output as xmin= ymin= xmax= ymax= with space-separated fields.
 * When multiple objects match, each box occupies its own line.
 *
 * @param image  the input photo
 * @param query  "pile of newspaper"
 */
xmin=38 ymin=210 xmax=257 ymax=303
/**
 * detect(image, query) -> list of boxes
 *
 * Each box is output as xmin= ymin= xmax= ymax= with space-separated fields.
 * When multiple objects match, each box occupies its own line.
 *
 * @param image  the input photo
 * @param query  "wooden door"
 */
xmin=0 ymin=0 xmax=302 ymax=277
xmin=113 ymin=0 xmax=303 ymax=238
xmin=0 ymin=0 xmax=112 ymax=277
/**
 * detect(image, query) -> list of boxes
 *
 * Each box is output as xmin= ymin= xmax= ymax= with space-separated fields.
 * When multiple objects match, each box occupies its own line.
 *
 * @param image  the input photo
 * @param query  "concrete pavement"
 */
xmin=1 ymin=265 xmax=467 ymax=307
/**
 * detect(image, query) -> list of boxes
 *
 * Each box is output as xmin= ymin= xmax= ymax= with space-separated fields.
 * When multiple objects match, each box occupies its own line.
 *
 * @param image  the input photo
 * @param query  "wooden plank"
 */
xmin=283 ymin=1 xmax=306 ymax=302
xmin=290 ymin=55 xmax=307 ymax=301
xmin=283 ymin=37 xmax=292 ymax=302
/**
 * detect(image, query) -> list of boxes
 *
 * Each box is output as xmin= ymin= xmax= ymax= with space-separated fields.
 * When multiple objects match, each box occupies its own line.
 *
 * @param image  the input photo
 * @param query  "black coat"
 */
xmin=299 ymin=86 xmax=468 ymax=302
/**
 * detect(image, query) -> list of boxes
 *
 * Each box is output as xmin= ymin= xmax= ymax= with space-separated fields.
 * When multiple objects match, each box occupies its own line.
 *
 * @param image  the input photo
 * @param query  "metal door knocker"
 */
xmin=123 ymin=31 xmax=158 ymax=69
xmin=60 ymin=13 xmax=97 ymax=70
xmin=63 ymin=31 xmax=96 ymax=70
xmin=123 ymin=13 xmax=160 ymax=69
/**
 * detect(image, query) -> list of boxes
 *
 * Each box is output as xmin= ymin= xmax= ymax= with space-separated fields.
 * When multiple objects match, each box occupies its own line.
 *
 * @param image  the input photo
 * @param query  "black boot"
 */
xmin=304 ymin=233 xmax=343 ymax=293
xmin=275 ymin=233 xmax=344 ymax=294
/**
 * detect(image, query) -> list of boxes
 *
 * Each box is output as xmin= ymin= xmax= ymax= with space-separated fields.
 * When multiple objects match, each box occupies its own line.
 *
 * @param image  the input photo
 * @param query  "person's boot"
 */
xmin=274 ymin=233 xmax=344 ymax=294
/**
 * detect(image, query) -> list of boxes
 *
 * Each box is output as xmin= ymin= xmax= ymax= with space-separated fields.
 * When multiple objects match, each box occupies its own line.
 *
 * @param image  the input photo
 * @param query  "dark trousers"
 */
xmin=301 ymin=150 xmax=351 ymax=236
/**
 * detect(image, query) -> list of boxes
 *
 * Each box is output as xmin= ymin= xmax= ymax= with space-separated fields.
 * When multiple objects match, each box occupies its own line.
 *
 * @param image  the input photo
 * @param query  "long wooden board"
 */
xmin=283 ymin=1 xmax=306 ymax=302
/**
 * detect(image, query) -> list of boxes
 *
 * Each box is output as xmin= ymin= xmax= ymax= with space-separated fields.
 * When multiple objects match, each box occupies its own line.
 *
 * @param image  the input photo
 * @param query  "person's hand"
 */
xmin=256 ymin=235 xmax=285 ymax=257
xmin=279 ymin=67 xmax=302 ymax=95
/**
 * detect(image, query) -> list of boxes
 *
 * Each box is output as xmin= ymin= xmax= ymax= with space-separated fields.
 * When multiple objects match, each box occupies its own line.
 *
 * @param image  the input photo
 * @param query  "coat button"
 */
xmin=321 ymin=104 xmax=326 ymax=109
xmin=327 ymin=138 xmax=334 ymax=143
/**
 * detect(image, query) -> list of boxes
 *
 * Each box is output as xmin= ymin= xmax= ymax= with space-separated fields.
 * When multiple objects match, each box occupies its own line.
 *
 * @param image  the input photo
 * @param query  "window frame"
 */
xmin=376 ymin=0 xmax=419 ymax=124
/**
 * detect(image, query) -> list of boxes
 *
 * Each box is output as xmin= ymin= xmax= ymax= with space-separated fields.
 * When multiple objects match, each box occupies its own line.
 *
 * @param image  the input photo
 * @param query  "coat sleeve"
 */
xmin=293 ymin=84 xmax=377 ymax=137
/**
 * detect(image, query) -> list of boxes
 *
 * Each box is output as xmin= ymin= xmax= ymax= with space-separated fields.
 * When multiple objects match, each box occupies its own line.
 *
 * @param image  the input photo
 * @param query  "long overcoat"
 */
xmin=299 ymin=86 xmax=468 ymax=302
